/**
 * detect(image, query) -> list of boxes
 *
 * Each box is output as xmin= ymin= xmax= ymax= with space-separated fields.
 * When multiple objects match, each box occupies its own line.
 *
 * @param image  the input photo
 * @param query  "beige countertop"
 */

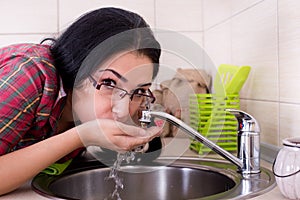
xmin=0 ymin=138 xmax=288 ymax=200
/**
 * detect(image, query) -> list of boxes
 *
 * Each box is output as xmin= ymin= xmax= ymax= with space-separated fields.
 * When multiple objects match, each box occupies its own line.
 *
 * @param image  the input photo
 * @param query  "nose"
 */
xmin=112 ymin=95 xmax=130 ymax=122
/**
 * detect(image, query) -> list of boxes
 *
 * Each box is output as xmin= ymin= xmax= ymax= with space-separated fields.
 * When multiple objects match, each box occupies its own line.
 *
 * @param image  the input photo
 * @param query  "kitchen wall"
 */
xmin=0 ymin=0 xmax=299 ymax=148
xmin=202 ymin=0 xmax=300 ymax=148
xmin=0 ymin=0 xmax=204 ymax=82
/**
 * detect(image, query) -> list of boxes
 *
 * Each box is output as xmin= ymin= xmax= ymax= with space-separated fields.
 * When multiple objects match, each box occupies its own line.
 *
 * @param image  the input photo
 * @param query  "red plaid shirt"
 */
xmin=0 ymin=43 xmax=83 ymax=161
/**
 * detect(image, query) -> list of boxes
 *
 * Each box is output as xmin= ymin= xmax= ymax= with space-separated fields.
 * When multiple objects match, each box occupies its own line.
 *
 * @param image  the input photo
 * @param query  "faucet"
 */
xmin=140 ymin=109 xmax=261 ymax=174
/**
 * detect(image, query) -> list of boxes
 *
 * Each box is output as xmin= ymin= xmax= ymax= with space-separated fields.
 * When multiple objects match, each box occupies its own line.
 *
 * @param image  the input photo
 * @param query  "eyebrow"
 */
xmin=99 ymin=69 xmax=152 ymax=88
xmin=137 ymin=83 xmax=152 ymax=87
xmin=99 ymin=69 xmax=128 ymax=82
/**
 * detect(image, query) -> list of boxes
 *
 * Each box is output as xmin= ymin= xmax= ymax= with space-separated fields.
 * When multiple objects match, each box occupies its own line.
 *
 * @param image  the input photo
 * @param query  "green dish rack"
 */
xmin=189 ymin=64 xmax=251 ymax=155
xmin=189 ymin=94 xmax=240 ymax=154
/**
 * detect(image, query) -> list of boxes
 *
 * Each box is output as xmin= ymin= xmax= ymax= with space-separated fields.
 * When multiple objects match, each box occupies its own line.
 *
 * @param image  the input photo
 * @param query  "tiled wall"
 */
xmin=203 ymin=0 xmax=300 ymax=147
xmin=0 ymin=0 xmax=299 ymax=147
xmin=0 ymin=0 xmax=204 ymax=82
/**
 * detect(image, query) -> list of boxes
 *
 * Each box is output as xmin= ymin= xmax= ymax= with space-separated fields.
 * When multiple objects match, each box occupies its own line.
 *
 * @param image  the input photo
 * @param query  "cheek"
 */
xmin=129 ymin=104 xmax=139 ymax=115
xmin=72 ymin=87 xmax=113 ymax=123
xmin=94 ymin=97 xmax=113 ymax=119
xmin=72 ymin=87 xmax=94 ymax=122
xmin=128 ymin=103 xmax=142 ymax=124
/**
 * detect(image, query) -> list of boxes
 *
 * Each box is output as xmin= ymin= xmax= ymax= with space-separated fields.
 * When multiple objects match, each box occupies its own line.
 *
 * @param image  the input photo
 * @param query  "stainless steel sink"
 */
xmin=32 ymin=157 xmax=276 ymax=200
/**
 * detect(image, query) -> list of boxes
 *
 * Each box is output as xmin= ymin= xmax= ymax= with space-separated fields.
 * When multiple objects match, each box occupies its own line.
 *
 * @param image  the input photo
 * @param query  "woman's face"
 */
xmin=72 ymin=51 xmax=154 ymax=124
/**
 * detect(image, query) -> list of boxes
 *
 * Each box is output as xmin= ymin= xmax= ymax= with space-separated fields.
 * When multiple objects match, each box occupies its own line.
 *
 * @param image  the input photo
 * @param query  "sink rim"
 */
xmin=31 ymin=156 xmax=276 ymax=200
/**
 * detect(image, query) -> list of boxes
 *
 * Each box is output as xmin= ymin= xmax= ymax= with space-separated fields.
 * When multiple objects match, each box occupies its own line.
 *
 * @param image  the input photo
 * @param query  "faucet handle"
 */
xmin=226 ymin=109 xmax=260 ymax=133
xmin=226 ymin=109 xmax=261 ymax=174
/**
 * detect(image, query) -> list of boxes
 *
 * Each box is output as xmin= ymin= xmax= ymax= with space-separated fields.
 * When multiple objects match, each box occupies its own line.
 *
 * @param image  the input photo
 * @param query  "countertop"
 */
xmin=0 ymin=138 xmax=289 ymax=200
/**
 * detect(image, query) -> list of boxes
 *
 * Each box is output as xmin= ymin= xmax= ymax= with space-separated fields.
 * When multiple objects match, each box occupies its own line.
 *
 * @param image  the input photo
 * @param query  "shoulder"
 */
xmin=0 ymin=43 xmax=58 ymax=84
xmin=0 ymin=43 xmax=60 ymax=103
xmin=0 ymin=43 xmax=52 ymax=60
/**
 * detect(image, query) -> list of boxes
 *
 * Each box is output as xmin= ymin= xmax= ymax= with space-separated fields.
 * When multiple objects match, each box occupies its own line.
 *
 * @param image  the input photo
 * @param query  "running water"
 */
xmin=105 ymin=117 xmax=150 ymax=200
xmin=105 ymin=151 xmax=136 ymax=200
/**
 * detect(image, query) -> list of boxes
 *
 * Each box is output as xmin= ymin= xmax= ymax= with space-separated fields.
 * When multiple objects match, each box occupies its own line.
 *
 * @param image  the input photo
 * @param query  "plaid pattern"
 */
xmin=0 ymin=44 xmax=83 ymax=161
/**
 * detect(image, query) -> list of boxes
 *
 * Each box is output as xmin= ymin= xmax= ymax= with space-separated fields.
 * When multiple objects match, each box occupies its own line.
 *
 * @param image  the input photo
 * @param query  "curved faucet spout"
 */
xmin=141 ymin=110 xmax=261 ymax=174
xmin=144 ymin=111 xmax=244 ymax=170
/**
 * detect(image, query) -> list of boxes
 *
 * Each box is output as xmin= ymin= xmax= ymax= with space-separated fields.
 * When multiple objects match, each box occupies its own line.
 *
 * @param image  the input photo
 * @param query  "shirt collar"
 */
xmin=54 ymin=77 xmax=67 ymax=107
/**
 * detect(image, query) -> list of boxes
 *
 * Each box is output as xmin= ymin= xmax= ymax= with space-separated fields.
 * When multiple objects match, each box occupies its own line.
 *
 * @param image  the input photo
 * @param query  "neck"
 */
xmin=57 ymin=93 xmax=74 ymax=133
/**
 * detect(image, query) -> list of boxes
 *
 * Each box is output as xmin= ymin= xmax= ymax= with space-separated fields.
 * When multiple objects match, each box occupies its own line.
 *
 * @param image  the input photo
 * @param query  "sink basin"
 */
xmin=32 ymin=157 xmax=276 ymax=200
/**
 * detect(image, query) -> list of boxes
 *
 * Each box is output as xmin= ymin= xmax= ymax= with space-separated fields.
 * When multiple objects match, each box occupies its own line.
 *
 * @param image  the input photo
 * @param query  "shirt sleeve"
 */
xmin=0 ymin=55 xmax=47 ymax=154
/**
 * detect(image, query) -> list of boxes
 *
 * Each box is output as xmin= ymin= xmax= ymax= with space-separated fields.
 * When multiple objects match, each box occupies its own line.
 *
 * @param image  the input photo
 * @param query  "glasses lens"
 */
xmin=131 ymin=93 xmax=146 ymax=102
xmin=112 ymin=87 xmax=127 ymax=100
xmin=99 ymin=83 xmax=155 ymax=104
xmin=131 ymin=90 xmax=154 ymax=103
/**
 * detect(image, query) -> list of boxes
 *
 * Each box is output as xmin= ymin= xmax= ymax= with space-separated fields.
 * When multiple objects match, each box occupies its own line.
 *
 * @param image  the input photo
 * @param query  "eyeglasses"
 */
xmin=89 ymin=76 xmax=156 ymax=104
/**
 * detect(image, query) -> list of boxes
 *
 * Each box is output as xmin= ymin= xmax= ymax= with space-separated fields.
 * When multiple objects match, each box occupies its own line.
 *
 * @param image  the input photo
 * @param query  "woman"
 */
xmin=0 ymin=7 xmax=162 ymax=195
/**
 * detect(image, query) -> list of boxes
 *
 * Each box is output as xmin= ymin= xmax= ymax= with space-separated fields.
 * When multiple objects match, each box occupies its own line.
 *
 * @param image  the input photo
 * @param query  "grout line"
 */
xmin=201 ymin=0 xmax=204 ymax=32
xmin=201 ymin=0 xmax=205 ymax=46
xmin=276 ymin=0 xmax=281 ymax=146
xmin=153 ymin=0 xmax=158 ymax=89
xmin=230 ymin=1 xmax=233 ymax=64
xmin=174 ymin=30 xmax=205 ymax=33
xmin=57 ymin=0 xmax=60 ymax=33
xmin=0 ymin=33 xmax=56 ymax=35
xmin=203 ymin=0 xmax=266 ymax=32
xmin=153 ymin=0 xmax=157 ymax=29
xmin=201 ymin=0 xmax=205 ymax=68
xmin=240 ymin=97 xmax=300 ymax=106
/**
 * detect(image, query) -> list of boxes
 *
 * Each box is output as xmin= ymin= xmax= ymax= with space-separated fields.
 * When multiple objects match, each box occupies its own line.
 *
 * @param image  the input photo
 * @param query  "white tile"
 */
xmin=278 ymin=0 xmax=300 ymax=104
xmin=279 ymin=103 xmax=300 ymax=142
xmin=203 ymin=20 xmax=232 ymax=74
xmin=154 ymin=31 xmax=205 ymax=84
xmin=241 ymin=99 xmax=279 ymax=146
xmin=203 ymin=0 xmax=231 ymax=30
xmin=59 ymin=0 xmax=155 ymax=31
xmin=231 ymin=0 xmax=278 ymax=101
xmin=182 ymin=32 xmax=204 ymax=47
xmin=0 ymin=34 xmax=56 ymax=48
xmin=231 ymin=0 xmax=264 ymax=15
xmin=203 ymin=21 xmax=233 ymax=93
xmin=0 ymin=0 xmax=57 ymax=33
xmin=156 ymin=0 xmax=203 ymax=31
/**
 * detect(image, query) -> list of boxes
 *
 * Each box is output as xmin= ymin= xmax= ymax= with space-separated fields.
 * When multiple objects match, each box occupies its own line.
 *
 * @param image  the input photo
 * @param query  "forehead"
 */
xmin=98 ymin=52 xmax=154 ymax=85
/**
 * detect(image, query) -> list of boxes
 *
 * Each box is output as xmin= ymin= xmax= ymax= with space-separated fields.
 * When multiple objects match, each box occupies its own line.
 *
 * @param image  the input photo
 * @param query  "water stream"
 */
xmin=105 ymin=151 xmax=136 ymax=200
xmin=105 ymin=121 xmax=148 ymax=199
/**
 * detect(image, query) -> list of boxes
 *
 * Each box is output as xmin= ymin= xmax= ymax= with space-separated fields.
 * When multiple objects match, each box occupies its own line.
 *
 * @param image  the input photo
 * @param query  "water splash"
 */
xmin=105 ymin=120 xmax=148 ymax=199
xmin=105 ymin=151 xmax=136 ymax=200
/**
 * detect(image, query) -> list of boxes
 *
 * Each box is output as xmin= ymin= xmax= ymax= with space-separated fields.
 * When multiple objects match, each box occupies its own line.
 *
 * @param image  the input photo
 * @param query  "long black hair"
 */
xmin=48 ymin=7 xmax=161 ymax=90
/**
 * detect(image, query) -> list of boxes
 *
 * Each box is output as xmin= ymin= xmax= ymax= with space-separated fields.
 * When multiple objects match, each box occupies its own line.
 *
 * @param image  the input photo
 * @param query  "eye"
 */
xmin=101 ymin=78 xmax=116 ymax=88
xmin=133 ymin=88 xmax=147 ymax=96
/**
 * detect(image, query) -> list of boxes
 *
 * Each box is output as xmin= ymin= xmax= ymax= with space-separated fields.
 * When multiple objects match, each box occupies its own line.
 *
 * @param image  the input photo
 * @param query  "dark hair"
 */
xmin=49 ymin=7 xmax=161 ymax=90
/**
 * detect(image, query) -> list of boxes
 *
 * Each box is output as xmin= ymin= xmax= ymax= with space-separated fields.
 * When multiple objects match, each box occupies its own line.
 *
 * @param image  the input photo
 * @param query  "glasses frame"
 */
xmin=89 ymin=76 xmax=156 ymax=103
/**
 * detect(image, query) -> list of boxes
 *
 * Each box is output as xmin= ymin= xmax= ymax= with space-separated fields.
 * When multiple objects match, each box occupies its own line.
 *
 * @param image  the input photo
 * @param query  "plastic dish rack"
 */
xmin=189 ymin=94 xmax=240 ymax=155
